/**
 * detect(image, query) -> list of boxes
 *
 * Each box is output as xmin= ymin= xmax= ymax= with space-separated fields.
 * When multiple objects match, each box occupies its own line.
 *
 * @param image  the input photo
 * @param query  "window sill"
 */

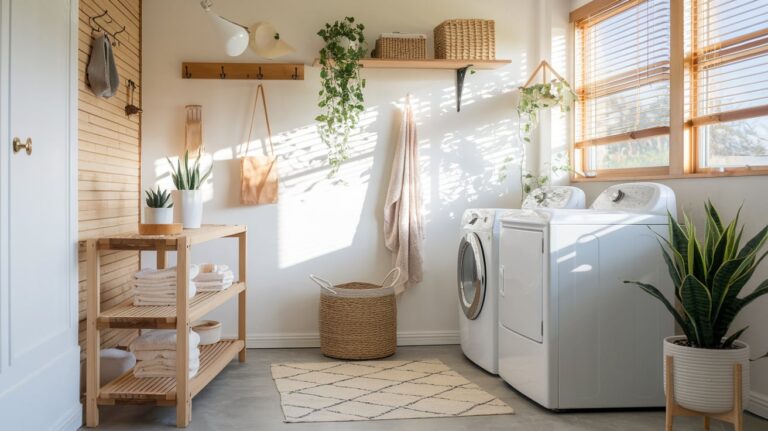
xmin=571 ymin=168 xmax=768 ymax=182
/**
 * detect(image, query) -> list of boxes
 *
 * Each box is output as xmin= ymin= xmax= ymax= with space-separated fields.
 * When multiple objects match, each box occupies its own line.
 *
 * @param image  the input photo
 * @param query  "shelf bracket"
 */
xmin=456 ymin=64 xmax=473 ymax=112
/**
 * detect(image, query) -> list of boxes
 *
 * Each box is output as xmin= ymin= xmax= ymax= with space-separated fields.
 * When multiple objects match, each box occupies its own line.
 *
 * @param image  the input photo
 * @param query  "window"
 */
xmin=571 ymin=0 xmax=768 ymax=179
xmin=689 ymin=0 xmax=768 ymax=171
xmin=574 ymin=0 xmax=672 ymax=176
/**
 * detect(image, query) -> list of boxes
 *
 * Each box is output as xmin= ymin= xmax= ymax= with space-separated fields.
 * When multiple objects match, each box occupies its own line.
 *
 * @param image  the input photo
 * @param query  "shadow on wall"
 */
xmin=149 ymin=68 xmax=524 ymax=331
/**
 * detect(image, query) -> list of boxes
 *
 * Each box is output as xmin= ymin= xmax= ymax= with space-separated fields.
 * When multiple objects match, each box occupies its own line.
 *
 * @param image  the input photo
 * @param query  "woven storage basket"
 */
xmin=434 ymin=19 xmax=496 ymax=60
xmin=374 ymin=36 xmax=427 ymax=60
xmin=311 ymin=269 xmax=399 ymax=360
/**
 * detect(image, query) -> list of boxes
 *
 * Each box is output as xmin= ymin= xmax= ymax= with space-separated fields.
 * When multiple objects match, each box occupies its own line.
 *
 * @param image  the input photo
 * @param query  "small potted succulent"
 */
xmin=167 ymin=149 xmax=212 ymax=229
xmin=144 ymin=186 xmax=173 ymax=224
xmin=625 ymin=201 xmax=768 ymax=414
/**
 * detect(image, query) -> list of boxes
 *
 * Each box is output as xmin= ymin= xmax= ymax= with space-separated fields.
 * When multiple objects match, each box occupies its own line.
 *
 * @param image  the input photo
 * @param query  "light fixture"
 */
xmin=200 ymin=0 xmax=249 ymax=57
xmin=250 ymin=22 xmax=295 ymax=59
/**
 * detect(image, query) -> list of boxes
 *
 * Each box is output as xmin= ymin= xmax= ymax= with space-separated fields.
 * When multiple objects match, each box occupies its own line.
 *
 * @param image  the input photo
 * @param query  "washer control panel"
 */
xmin=462 ymin=209 xmax=495 ymax=230
xmin=590 ymin=182 xmax=677 ymax=215
xmin=522 ymin=186 xmax=586 ymax=209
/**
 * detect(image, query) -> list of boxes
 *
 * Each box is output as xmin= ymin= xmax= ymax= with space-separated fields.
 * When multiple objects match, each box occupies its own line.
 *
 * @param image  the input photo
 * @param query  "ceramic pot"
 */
xmin=144 ymin=207 xmax=173 ymax=225
xmin=174 ymin=190 xmax=203 ymax=229
xmin=663 ymin=335 xmax=749 ymax=414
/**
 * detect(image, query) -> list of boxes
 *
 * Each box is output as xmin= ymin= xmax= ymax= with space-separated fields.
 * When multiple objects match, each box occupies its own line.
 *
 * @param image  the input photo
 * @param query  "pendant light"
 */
xmin=200 ymin=0 xmax=249 ymax=57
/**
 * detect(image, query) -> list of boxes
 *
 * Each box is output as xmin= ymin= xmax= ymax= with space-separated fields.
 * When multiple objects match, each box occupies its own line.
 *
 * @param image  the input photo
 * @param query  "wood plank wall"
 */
xmin=78 ymin=0 xmax=142 ymax=362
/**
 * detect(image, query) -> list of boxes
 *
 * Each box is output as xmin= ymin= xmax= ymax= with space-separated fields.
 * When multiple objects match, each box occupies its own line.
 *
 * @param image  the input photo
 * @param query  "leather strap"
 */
xmin=245 ymin=84 xmax=274 ymax=156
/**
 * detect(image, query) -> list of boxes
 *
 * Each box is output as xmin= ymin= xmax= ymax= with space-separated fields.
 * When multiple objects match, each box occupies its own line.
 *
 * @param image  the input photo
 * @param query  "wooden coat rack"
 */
xmin=522 ymin=60 xmax=567 ymax=88
xmin=182 ymin=62 xmax=304 ymax=80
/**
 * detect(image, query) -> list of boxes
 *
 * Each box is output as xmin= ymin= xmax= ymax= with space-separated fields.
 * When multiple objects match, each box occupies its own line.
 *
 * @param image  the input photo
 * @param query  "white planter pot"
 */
xmin=173 ymin=190 xmax=203 ymax=229
xmin=664 ymin=335 xmax=749 ymax=414
xmin=144 ymin=207 xmax=173 ymax=225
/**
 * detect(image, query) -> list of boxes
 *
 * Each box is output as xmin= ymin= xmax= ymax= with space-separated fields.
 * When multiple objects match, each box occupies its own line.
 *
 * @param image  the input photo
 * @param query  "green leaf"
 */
xmin=722 ymin=326 xmax=748 ymax=348
xmin=625 ymin=280 xmax=694 ymax=341
xmin=680 ymin=275 xmax=713 ymax=347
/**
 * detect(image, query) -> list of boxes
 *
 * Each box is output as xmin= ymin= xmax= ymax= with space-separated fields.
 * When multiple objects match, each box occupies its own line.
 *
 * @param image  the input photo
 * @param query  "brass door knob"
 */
xmin=12 ymin=137 xmax=32 ymax=155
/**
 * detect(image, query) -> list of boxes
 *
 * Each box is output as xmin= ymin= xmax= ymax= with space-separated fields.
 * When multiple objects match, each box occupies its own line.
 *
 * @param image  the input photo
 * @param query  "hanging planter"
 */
xmin=315 ymin=17 xmax=367 ymax=177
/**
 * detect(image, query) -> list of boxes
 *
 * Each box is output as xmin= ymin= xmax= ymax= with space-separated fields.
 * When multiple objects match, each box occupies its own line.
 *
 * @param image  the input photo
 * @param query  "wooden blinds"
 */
xmin=690 ymin=0 xmax=768 ymax=126
xmin=573 ymin=0 xmax=672 ymax=148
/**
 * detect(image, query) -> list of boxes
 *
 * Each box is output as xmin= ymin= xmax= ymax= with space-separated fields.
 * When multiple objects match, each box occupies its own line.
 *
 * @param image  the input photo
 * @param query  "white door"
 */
xmin=498 ymin=227 xmax=544 ymax=343
xmin=0 ymin=0 xmax=80 ymax=429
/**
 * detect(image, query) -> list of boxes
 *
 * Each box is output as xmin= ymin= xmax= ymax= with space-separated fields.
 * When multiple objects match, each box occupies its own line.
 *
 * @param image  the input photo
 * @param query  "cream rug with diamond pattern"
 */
xmin=271 ymin=359 xmax=514 ymax=422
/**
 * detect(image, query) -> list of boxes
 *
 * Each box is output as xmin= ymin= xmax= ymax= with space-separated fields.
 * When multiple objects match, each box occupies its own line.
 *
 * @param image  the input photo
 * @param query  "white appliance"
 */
xmin=458 ymin=186 xmax=585 ymax=374
xmin=497 ymin=182 xmax=677 ymax=410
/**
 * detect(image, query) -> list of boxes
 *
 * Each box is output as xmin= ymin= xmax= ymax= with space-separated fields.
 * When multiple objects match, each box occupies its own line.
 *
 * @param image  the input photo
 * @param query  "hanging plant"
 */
xmin=315 ymin=17 xmax=366 ymax=176
xmin=517 ymin=80 xmax=576 ymax=144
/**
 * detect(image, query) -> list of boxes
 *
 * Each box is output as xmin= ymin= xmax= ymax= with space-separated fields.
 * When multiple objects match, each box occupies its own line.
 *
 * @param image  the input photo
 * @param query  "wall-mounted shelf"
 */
xmin=312 ymin=58 xmax=511 ymax=70
xmin=182 ymin=62 xmax=304 ymax=80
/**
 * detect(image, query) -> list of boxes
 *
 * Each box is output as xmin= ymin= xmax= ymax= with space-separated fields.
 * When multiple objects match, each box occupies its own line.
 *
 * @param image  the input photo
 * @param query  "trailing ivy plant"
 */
xmin=517 ymin=80 xmax=576 ymax=145
xmin=316 ymin=17 xmax=367 ymax=176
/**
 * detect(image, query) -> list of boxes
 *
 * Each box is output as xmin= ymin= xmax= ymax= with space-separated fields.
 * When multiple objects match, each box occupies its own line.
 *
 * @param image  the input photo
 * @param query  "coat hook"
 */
xmin=184 ymin=65 xmax=191 ymax=79
xmin=220 ymin=65 xmax=226 ymax=79
xmin=256 ymin=66 xmax=264 ymax=80
xmin=291 ymin=66 xmax=298 ymax=80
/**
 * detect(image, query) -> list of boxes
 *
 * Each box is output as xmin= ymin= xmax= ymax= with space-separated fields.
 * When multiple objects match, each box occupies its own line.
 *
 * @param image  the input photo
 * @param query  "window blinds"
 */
xmin=690 ymin=0 xmax=768 ymax=125
xmin=574 ymin=0 xmax=672 ymax=148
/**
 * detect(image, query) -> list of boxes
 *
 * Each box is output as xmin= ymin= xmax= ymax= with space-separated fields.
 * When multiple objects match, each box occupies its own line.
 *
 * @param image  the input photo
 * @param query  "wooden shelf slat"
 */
xmin=98 ymin=339 xmax=244 ymax=405
xmin=95 ymin=224 xmax=247 ymax=250
xmin=312 ymin=58 xmax=511 ymax=70
xmin=98 ymin=282 xmax=246 ymax=329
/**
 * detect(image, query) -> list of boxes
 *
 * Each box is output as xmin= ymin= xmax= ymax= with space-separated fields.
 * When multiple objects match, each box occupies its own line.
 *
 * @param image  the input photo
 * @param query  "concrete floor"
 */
xmin=86 ymin=345 xmax=768 ymax=430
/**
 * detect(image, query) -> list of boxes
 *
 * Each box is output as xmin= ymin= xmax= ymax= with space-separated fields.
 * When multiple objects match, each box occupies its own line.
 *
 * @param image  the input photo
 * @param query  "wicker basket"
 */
xmin=311 ymin=269 xmax=399 ymax=360
xmin=434 ymin=19 xmax=496 ymax=60
xmin=373 ymin=36 xmax=427 ymax=60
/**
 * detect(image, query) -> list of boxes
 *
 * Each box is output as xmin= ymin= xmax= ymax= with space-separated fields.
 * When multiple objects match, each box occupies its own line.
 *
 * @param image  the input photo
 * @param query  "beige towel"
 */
xmin=383 ymin=96 xmax=424 ymax=294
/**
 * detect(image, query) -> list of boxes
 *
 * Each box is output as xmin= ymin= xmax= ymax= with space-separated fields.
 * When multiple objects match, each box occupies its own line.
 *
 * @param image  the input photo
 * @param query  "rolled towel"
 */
xmin=130 ymin=330 xmax=201 ymax=352
xmin=194 ymin=264 xmax=232 ymax=282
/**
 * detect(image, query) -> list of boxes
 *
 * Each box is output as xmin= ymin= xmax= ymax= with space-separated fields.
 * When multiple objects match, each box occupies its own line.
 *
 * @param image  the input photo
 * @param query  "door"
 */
xmin=0 ymin=0 xmax=80 ymax=429
xmin=457 ymin=232 xmax=486 ymax=320
xmin=499 ymin=227 xmax=543 ymax=343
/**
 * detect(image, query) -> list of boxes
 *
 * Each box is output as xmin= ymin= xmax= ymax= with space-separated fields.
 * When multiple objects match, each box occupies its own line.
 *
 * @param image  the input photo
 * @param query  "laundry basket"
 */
xmin=310 ymin=269 xmax=399 ymax=360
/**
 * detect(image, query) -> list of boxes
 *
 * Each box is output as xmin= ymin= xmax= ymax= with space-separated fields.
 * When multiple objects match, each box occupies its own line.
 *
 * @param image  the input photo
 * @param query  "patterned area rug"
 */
xmin=270 ymin=359 xmax=514 ymax=422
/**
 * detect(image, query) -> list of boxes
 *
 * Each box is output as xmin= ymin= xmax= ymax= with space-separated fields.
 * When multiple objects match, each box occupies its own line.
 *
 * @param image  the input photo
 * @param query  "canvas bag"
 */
xmin=240 ymin=84 xmax=278 ymax=205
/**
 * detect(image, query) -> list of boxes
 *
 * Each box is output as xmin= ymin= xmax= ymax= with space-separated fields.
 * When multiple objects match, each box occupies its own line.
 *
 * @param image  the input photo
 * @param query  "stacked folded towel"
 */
xmin=193 ymin=263 xmax=234 ymax=292
xmin=130 ymin=330 xmax=201 ymax=378
xmin=132 ymin=265 xmax=199 ymax=306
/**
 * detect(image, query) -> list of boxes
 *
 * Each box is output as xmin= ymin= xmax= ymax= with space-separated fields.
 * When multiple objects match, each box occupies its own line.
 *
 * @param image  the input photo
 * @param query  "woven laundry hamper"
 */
xmin=310 ymin=269 xmax=399 ymax=360
xmin=434 ymin=19 xmax=496 ymax=60
xmin=373 ymin=35 xmax=427 ymax=59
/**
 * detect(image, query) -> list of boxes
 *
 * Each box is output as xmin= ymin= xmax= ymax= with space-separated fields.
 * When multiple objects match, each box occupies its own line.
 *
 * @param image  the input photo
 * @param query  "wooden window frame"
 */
xmin=570 ymin=0 xmax=768 ymax=182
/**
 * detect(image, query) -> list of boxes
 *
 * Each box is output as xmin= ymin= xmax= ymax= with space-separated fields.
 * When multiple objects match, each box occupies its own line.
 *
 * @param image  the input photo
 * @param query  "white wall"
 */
xmin=142 ymin=0 xmax=556 ymax=346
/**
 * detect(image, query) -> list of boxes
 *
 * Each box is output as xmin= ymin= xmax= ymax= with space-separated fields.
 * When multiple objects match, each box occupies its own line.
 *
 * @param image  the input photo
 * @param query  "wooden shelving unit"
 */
xmin=312 ymin=58 xmax=511 ymax=70
xmin=85 ymin=224 xmax=248 ymax=428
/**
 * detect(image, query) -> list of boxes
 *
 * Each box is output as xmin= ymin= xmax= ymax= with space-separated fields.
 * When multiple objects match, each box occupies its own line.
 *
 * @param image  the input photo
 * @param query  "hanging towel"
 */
xmin=86 ymin=34 xmax=120 ymax=98
xmin=383 ymin=96 xmax=424 ymax=294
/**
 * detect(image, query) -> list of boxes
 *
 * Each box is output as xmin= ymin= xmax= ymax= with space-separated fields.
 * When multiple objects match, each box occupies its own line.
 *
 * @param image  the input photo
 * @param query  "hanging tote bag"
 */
xmin=240 ymin=84 xmax=278 ymax=205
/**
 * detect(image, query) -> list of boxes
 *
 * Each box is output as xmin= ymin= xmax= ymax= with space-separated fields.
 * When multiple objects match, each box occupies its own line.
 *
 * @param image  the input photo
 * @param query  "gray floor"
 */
xmin=87 ymin=345 xmax=768 ymax=430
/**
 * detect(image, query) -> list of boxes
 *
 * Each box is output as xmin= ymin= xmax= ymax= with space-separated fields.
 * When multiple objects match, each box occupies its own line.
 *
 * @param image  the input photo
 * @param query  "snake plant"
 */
xmin=166 ymin=149 xmax=212 ymax=190
xmin=625 ymin=201 xmax=768 ymax=349
xmin=144 ymin=186 xmax=173 ymax=208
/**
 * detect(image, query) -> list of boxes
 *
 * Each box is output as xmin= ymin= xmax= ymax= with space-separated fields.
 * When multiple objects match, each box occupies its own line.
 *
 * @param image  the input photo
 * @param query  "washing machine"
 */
xmin=497 ymin=182 xmax=677 ymax=409
xmin=457 ymin=186 xmax=585 ymax=374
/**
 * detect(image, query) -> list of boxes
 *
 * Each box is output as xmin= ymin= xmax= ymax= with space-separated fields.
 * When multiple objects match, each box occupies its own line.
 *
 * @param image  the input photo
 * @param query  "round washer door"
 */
xmin=457 ymin=232 xmax=486 ymax=320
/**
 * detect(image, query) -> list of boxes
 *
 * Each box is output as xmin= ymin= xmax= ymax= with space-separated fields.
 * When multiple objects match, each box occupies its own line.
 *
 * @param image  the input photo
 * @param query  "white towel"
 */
xmin=383 ymin=96 xmax=424 ymax=294
xmin=130 ymin=330 xmax=201 ymax=351
xmin=194 ymin=265 xmax=233 ymax=282
xmin=133 ymin=265 xmax=200 ymax=281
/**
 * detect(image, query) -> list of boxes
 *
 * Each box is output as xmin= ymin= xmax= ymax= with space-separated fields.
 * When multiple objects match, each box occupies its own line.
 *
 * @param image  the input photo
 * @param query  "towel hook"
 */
xmin=220 ymin=65 xmax=226 ymax=79
xmin=184 ymin=65 xmax=192 ymax=79
xmin=291 ymin=66 xmax=299 ymax=80
xmin=256 ymin=66 xmax=264 ymax=80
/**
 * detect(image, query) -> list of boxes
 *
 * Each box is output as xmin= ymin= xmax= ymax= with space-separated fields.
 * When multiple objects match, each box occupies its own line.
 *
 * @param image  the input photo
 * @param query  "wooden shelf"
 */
xmin=98 ymin=282 xmax=246 ymax=329
xmin=312 ymin=58 xmax=511 ymax=70
xmin=96 ymin=224 xmax=247 ymax=251
xmin=98 ymin=339 xmax=244 ymax=406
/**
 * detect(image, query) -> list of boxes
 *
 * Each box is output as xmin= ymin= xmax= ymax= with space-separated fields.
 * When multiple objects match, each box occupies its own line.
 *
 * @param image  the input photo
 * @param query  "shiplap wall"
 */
xmin=77 ymin=0 xmax=142 ymax=361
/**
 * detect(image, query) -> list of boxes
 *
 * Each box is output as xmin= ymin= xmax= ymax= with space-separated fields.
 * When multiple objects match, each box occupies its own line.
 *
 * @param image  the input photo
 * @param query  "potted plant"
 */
xmin=315 ymin=16 xmax=366 ymax=176
xmin=144 ymin=186 xmax=173 ymax=224
xmin=167 ymin=150 xmax=212 ymax=229
xmin=625 ymin=201 xmax=768 ymax=414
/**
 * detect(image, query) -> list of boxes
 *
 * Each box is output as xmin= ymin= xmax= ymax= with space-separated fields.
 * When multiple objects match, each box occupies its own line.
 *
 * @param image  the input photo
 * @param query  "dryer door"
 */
xmin=457 ymin=232 xmax=486 ymax=320
xmin=499 ymin=227 xmax=544 ymax=343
